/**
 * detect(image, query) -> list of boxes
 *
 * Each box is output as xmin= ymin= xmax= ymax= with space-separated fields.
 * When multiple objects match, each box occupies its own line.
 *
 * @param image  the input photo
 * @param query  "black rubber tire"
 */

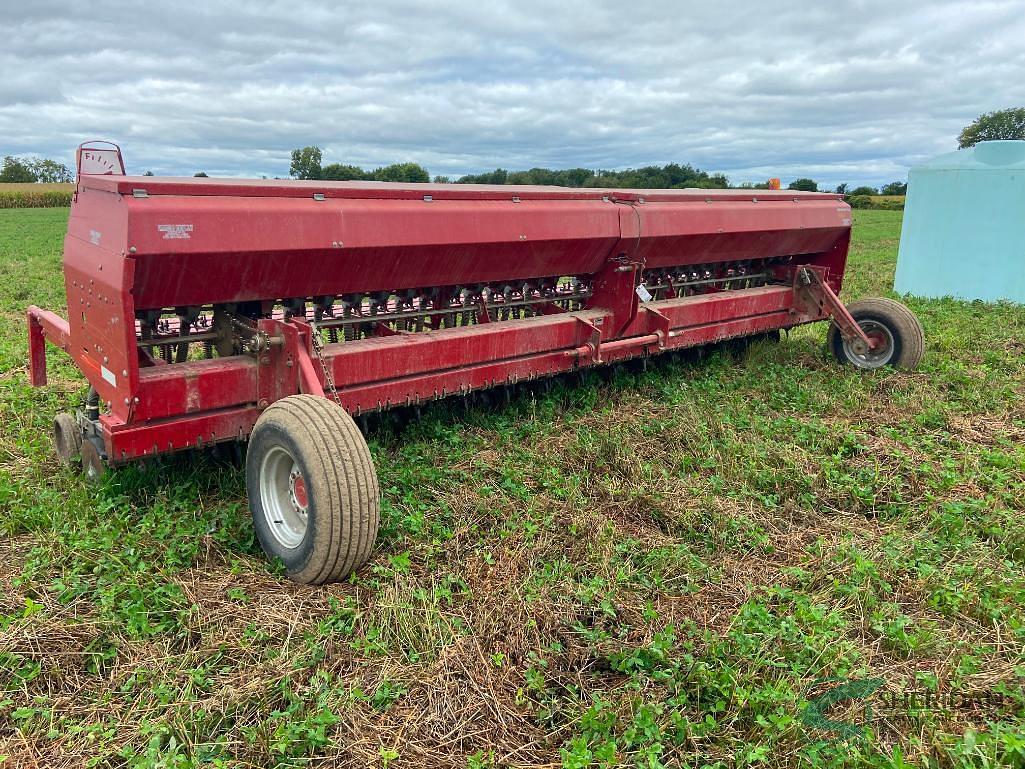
xmin=53 ymin=412 xmax=83 ymax=468
xmin=246 ymin=395 xmax=380 ymax=585
xmin=828 ymin=297 xmax=924 ymax=370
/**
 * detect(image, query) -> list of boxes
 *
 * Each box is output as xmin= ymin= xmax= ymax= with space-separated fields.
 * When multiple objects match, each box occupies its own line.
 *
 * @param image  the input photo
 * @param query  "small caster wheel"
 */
xmin=53 ymin=412 xmax=83 ymax=468
xmin=829 ymin=298 xmax=924 ymax=370
xmin=247 ymin=395 xmax=380 ymax=585
xmin=80 ymin=438 xmax=106 ymax=483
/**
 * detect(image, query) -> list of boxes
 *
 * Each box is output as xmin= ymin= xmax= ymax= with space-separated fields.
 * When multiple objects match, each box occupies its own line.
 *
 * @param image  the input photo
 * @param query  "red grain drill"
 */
xmin=28 ymin=141 xmax=924 ymax=583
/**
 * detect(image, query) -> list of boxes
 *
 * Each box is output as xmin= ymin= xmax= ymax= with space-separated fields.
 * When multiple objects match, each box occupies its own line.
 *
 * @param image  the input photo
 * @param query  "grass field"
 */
xmin=1 ymin=208 xmax=1023 ymax=768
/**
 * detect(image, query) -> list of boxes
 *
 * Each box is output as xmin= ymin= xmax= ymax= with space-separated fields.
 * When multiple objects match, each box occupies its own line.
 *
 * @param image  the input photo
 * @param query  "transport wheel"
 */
xmin=828 ymin=298 xmax=924 ymax=370
xmin=246 ymin=395 xmax=380 ymax=585
xmin=53 ymin=412 xmax=82 ymax=468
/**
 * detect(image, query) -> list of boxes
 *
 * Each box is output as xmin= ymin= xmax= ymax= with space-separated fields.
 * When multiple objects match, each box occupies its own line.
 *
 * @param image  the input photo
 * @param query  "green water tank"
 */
xmin=895 ymin=140 xmax=1025 ymax=303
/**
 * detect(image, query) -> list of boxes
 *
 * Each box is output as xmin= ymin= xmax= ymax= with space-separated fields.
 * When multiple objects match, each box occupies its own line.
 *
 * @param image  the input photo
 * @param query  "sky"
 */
xmin=2 ymin=0 xmax=1024 ymax=188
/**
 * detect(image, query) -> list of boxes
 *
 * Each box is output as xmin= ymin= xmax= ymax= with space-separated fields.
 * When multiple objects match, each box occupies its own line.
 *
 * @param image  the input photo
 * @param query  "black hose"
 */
xmin=85 ymin=387 xmax=100 ymax=421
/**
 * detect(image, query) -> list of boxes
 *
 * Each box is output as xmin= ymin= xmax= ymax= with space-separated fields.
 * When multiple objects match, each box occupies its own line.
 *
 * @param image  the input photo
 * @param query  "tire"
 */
xmin=246 ymin=395 xmax=380 ymax=584
xmin=828 ymin=298 xmax=924 ymax=370
xmin=53 ymin=412 xmax=83 ymax=468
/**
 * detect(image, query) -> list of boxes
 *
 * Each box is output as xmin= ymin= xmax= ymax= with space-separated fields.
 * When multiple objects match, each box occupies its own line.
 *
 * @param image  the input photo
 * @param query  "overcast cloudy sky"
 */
xmin=2 ymin=0 xmax=1024 ymax=187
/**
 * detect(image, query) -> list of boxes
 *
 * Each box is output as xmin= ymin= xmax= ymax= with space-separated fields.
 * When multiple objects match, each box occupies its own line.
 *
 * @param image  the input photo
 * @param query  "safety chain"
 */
xmin=310 ymin=327 xmax=344 ymax=408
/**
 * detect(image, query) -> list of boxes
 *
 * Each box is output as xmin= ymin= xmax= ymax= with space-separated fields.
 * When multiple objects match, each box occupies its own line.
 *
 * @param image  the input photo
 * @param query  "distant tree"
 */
xmin=320 ymin=162 xmax=430 ymax=183
xmin=455 ymin=163 xmax=729 ymax=189
xmin=507 ymin=168 xmax=553 ymax=185
xmin=433 ymin=175 xmax=451 ymax=183
xmin=290 ymin=146 xmax=323 ymax=180
xmin=194 ymin=171 xmax=209 ymax=177
xmin=788 ymin=178 xmax=818 ymax=192
xmin=321 ymin=163 xmax=368 ymax=181
xmin=850 ymin=185 xmax=878 ymax=196
xmin=958 ymin=107 xmax=1025 ymax=148
xmin=880 ymin=181 xmax=907 ymax=196
xmin=27 ymin=158 xmax=73 ymax=183
xmin=559 ymin=168 xmax=594 ymax=186
xmin=457 ymin=168 xmax=508 ymax=185
xmin=373 ymin=162 xmax=430 ymax=183
xmin=0 ymin=156 xmax=37 ymax=183
xmin=143 ymin=170 xmax=155 ymax=176
xmin=505 ymin=167 xmax=594 ymax=187
xmin=835 ymin=182 xmax=848 ymax=195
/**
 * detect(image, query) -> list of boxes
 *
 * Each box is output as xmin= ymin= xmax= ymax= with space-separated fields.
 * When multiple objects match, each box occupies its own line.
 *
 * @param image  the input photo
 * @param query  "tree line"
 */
xmin=452 ymin=163 xmax=729 ymax=189
xmin=0 ymin=156 xmax=74 ymax=183
xmin=291 ymin=147 xmax=913 ymax=194
xmin=291 ymin=146 xmax=732 ymax=188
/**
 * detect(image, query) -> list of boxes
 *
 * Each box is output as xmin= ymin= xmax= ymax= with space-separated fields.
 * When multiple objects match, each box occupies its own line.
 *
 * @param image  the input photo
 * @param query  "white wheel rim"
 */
xmin=843 ymin=320 xmax=894 ymax=369
xmin=259 ymin=445 xmax=309 ymax=549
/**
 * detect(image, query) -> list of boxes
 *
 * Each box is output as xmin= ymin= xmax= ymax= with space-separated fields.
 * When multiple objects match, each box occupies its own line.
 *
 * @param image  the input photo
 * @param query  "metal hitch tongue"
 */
xmin=795 ymin=266 xmax=877 ymax=351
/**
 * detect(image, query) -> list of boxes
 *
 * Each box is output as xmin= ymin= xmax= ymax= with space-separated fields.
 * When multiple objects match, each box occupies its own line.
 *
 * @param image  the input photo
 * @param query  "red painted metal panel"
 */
xmin=625 ymin=285 xmax=797 ymax=336
xmin=125 ymin=197 xmax=621 ymax=308
xmin=632 ymin=200 xmax=850 ymax=266
xmin=335 ymin=350 xmax=578 ymax=414
xmin=106 ymin=407 xmax=259 ymax=462
xmin=325 ymin=310 xmax=608 ymax=387
xmin=135 ymin=357 xmax=258 ymax=421
xmin=61 ymin=183 xmax=139 ymax=422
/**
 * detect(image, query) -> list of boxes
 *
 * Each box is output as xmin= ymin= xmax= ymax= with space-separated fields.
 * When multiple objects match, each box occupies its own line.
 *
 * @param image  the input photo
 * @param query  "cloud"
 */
xmin=2 ymin=0 xmax=1024 ymax=187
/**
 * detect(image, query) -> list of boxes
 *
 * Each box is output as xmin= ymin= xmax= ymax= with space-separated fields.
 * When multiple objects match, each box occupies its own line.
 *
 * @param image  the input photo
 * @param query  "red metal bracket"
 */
xmin=566 ymin=314 xmax=613 ymax=363
xmin=588 ymin=255 xmax=643 ymax=338
xmin=27 ymin=309 xmax=47 ymax=386
xmin=27 ymin=306 xmax=72 ymax=387
xmin=794 ymin=266 xmax=875 ymax=352
xmin=637 ymin=303 xmax=670 ymax=347
xmin=282 ymin=320 xmax=325 ymax=397
xmin=252 ymin=317 xmax=327 ymax=404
